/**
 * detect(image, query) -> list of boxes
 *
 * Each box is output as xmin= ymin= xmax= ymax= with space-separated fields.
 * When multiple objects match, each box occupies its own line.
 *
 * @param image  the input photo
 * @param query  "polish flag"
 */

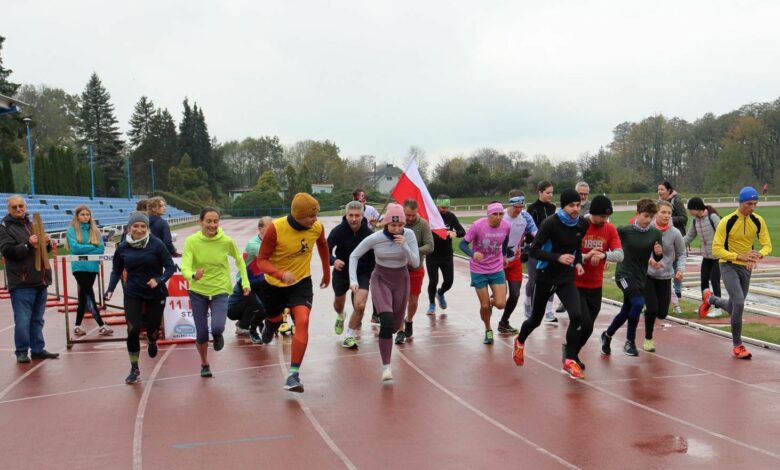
xmin=391 ymin=155 xmax=448 ymax=239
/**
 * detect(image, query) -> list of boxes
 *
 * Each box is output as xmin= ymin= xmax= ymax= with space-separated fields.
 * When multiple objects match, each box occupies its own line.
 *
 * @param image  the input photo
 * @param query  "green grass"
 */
xmin=449 ymin=193 xmax=752 ymax=207
xmin=715 ymin=324 xmax=780 ymax=345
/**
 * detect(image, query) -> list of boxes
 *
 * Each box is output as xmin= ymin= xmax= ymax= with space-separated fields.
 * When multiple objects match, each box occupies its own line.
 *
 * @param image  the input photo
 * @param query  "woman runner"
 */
xmin=684 ymin=197 xmax=723 ymax=318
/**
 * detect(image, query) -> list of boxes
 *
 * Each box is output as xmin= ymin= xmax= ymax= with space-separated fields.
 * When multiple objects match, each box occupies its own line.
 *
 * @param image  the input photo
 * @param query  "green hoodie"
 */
xmin=181 ymin=228 xmax=249 ymax=297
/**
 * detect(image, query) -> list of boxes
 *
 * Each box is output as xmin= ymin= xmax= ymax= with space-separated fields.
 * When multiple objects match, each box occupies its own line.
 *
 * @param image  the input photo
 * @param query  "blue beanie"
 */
xmin=738 ymin=186 xmax=759 ymax=204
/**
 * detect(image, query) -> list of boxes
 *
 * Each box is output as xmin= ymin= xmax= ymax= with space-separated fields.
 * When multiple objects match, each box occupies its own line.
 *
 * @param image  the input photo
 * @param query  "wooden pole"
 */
xmin=32 ymin=213 xmax=50 ymax=271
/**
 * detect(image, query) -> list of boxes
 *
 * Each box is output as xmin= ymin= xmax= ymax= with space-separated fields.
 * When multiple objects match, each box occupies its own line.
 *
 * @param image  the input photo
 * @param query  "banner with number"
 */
xmin=163 ymin=273 xmax=207 ymax=340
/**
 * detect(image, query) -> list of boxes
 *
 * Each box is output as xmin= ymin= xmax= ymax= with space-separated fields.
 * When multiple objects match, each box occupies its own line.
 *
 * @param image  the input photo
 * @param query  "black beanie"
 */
xmin=687 ymin=197 xmax=705 ymax=211
xmin=589 ymin=195 xmax=613 ymax=216
xmin=560 ymin=189 xmax=580 ymax=208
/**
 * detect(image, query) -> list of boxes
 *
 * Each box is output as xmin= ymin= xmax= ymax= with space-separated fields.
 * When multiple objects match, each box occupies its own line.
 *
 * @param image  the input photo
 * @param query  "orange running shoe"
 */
xmin=698 ymin=289 xmax=713 ymax=318
xmin=732 ymin=344 xmax=752 ymax=359
xmin=562 ymin=359 xmax=584 ymax=379
xmin=513 ymin=338 xmax=524 ymax=366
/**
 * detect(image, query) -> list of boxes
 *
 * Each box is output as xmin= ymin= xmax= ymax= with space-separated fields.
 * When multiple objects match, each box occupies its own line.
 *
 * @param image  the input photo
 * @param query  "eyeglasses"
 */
xmin=578 ymin=193 xmax=589 ymax=198
xmin=10 ymin=204 xmax=26 ymax=209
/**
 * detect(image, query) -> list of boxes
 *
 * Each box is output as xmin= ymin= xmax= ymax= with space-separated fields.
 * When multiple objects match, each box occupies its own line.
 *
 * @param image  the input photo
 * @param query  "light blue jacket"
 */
xmin=66 ymin=223 xmax=105 ymax=273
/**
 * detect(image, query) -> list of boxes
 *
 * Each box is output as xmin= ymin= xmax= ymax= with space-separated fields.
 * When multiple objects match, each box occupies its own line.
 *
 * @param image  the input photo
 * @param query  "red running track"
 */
xmin=1 ymin=218 xmax=779 ymax=470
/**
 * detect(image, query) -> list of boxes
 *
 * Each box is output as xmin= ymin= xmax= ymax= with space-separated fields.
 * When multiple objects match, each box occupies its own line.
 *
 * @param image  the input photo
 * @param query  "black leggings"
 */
xmin=501 ymin=280 xmax=523 ymax=323
xmin=74 ymin=271 xmax=104 ymax=327
xmin=701 ymin=258 xmax=721 ymax=297
xmin=576 ymin=287 xmax=603 ymax=354
xmin=426 ymin=256 xmax=454 ymax=303
xmin=518 ymin=280 xmax=582 ymax=359
xmin=124 ymin=297 xmax=164 ymax=354
xmin=644 ymin=277 xmax=671 ymax=340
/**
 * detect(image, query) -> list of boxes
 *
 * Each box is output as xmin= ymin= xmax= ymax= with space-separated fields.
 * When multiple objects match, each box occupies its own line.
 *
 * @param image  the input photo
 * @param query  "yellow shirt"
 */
xmin=712 ymin=210 xmax=772 ymax=265
xmin=263 ymin=216 xmax=324 ymax=287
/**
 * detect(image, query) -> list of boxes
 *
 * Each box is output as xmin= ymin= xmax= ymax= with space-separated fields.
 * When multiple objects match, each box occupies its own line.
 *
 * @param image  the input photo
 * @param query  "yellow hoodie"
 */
xmin=181 ymin=228 xmax=249 ymax=297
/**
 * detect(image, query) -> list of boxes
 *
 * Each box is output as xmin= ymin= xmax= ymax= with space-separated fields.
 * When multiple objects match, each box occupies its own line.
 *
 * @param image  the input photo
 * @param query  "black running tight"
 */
xmin=124 ymin=296 xmax=164 ymax=354
xmin=73 ymin=271 xmax=105 ymax=327
xmin=518 ymin=280 xmax=582 ymax=359
xmin=426 ymin=256 xmax=454 ymax=304
xmin=644 ymin=277 xmax=671 ymax=340
xmin=700 ymin=258 xmax=721 ymax=297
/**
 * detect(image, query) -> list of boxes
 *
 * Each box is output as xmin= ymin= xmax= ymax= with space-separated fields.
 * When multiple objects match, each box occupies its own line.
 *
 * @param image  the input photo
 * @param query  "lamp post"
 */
xmin=22 ymin=117 xmax=34 ymax=196
xmin=149 ymin=158 xmax=155 ymax=194
xmin=89 ymin=144 xmax=96 ymax=199
xmin=126 ymin=154 xmax=132 ymax=199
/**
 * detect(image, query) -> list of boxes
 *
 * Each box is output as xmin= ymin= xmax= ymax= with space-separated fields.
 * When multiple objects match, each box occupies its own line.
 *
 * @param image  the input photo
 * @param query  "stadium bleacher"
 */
xmin=0 ymin=193 xmax=195 ymax=235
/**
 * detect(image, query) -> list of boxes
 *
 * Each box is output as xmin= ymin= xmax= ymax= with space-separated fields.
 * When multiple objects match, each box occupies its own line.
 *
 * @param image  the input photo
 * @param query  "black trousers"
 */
xmin=426 ymin=256 xmax=454 ymax=304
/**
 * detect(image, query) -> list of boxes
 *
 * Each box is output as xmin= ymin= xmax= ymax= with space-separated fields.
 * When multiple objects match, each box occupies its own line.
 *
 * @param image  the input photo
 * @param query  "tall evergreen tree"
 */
xmin=0 ymin=35 xmax=23 ymax=193
xmin=179 ymin=99 xmax=215 ymax=194
xmin=127 ymin=96 xmax=155 ymax=148
xmin=77 ymin=72 xmax=124 ymax=195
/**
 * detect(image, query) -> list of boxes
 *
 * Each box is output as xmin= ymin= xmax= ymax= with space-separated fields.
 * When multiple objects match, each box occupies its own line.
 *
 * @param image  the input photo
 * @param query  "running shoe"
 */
xmin=513 ymin=338 xmax=524 ymax=366
xmin=404 ymin=321 xmax=413 ymax=338
xmin=623 ymin=340 xmax=638 ymax=356
xmin=147 ymin=339 xmax=158 ymax=358
xmin=213 ymin=333 xmax=225 ymax=351
xmin=235 ymin=326 xmax=250 ymax=336
xmin=250 ymin=330 xmax=263 ymax=344
xmin=382 ymin=365 xmax=393 ymax=382
xmin=543 ymin=313 xmax=558 ymax=324
xmin=341 ymin=336 xmax=358 ymax=349
xmin=643 ymin=338 xmax=656 ymax=352
xmin=426 ymin=303 xmax=436 ymax=315
xmin=261 ymin=320 xmax=278 ymax=344
xmin=556 ymin=304 xmax=566 ymax=313
xmin=497 ymin=321 xmax=519 ymax=334
xmin=600 ymin=331 xmax=612 ymax=355
xmin=73 ymin=326 xmax=86 ymax=337
xmin=334 ymin=313 xmax=345 ymax=335
xmin=732 ymin=344 xmax=752 ymax=359
xmin=371 ymin=313 xmax=380 ymax=325
xmin=562 ymin=359 xmax=584 ymax=379
xmin=437 ymin=289 xmax=448 ymax=309
xmin=98 ymin=326 xmax=114 ymax=336
xmin=673 ymin=305 xmax=683 ymax=315
xmin=16 ymin=353 xmax=31 ymax=364
xmin=483 ymin=330 xmax=494 ymax=345
xmin=395 ymin=331 xmax=406 ymax=344
xmin=284 ymin=373 xmax=304 ymax=393
xmin=698 ymin=289 xmax=713 ymax=318
xmin=575 ymin=356 xmax=586 ymax=370
xmin=200 ymin=365 xmax=213 ymax=377
xmin=707 ymin=308 xmax=724 ymax=318
xmin=125 ymin=367 xmax=141 ymax=384
xmin=560 ymin=343 xmax=586 ymax=370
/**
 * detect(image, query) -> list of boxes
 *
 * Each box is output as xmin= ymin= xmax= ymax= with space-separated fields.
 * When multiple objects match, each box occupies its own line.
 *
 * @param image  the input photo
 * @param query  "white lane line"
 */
xmin=276 ymin=345 xmax=357 ymax=470
xmin=588 ymin=372 xmax=710 ymax=384
xmin=133 ymin=345 xmax=176 ymax=470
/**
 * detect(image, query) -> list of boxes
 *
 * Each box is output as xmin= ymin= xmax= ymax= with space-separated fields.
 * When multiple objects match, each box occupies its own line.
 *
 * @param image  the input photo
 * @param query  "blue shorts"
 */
xmin=470 ymin=271 xmax=506 ymax=289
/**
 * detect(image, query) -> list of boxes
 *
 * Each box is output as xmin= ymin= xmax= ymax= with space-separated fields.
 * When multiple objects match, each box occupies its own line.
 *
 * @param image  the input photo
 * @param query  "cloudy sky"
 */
xmin=5 ymin=0 xmax=780 ymax=165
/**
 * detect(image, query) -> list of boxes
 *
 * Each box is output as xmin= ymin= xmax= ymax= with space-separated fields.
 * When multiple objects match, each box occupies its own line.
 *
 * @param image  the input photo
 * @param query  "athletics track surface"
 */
xmin=1 ymin=218 xmax=779 ymax=470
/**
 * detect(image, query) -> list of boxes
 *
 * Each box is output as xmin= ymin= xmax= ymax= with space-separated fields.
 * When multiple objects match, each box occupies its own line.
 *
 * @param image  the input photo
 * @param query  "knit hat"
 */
xmin=291 ymin=192 xmax=320 ymax=219
xmin=589 ymin=195 xmax=613 ymax=216
xmin=738 ymin=186 xmax=759 ymax=204
xmin=127 ymin=211 xmax=149 ymax=227
xmin=687 ymin=197 xmax=705 ymax=211
xmin=560 ymin=189 xmax=580 ymax=208
xmin=383 ymin=203 xmax=405 ymax=224
xmin=487 ymin=202 xmax=504 ymax=215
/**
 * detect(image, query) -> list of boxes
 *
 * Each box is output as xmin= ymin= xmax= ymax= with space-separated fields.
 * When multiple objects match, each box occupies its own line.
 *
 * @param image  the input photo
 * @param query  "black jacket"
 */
xmin=527 ymin=200 xmax=556 ymax=228
xmin=0 ymin=214 xmax=52 ymax=290
xmin=668 ymin=193 xmax=688 ymax=236
xmin=530 ymin=214 xmax=588 ymax=285
xmin=149 ymin=214 xmax=178 ymax=256
xmin=327 ymin=216 xmax=375 ymax=275
xmin=430 ymin=211 xmax=466 ymax=259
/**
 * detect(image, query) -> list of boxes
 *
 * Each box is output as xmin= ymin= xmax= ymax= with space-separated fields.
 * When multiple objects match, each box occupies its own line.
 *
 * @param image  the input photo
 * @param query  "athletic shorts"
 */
xmin=409 ymin=265 xmax=425 ymax=296
xmin=504 ymin=258 xmax=523 ymax=282
xmin=616 ymin=276 xmax=644 ymax=299
xmin=332 ymin=268 xmax=370 ymax=297
xmin=470 ymin=271 xmax=506 ymax=289
xmin=263 ymin=277 xmax=313 ymax=317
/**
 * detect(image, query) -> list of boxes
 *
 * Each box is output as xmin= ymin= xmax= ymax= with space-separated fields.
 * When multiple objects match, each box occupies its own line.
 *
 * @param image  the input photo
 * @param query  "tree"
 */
xmin=16 ymin=84 xmax=80 ymax=150
xmin=131 ymin=106 xmax=178 ymax=192
xmin=302 ymin=140 xmax=345 ymax=186
xmin=127 ymin=96 xmax=155 ymax=148
xmin=294 ymin=162 xmax=313 ymax=195
xmin=179 ymin=99 xmax=216 ymax=192
xmin=168 ymin=154 xmax=211 ymax=202
xmin=254 ymin=170 xmax=281 ymax=193
xmin=0 ymin=35 xmax=23 ymax=192
xmin=77 ymin=72 xmax=124 ymax=195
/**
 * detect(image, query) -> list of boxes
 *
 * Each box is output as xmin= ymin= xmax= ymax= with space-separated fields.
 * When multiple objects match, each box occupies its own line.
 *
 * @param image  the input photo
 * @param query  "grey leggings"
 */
xmin=189 ymin=292 xmax=228 ymax=344
xmin=710 ymin=263 xmax=751 ymax=346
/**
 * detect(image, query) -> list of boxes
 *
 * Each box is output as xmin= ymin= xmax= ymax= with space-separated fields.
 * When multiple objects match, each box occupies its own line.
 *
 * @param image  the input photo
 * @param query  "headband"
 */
xmin=508 ymin=196 xmax=525 ymax=205
xmin=435 ymin=198 xmax=451 ymax=207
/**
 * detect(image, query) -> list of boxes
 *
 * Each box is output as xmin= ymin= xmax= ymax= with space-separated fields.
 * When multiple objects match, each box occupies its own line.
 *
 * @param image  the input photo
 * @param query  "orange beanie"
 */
xmin=291 ymin=193 xmax=320 ymax=219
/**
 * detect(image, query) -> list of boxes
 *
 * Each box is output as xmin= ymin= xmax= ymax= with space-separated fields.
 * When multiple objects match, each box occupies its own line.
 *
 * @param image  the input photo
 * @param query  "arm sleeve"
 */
xmin=316 ymin=229 xmax=331 ymax=285
xmin=605 ymin=226 xmax=624 ymax=262
xmin=159 ymin=245 xmax=176 ymax=284
xmin=606 ymin=248 xmax=624 ymax=263
xmin=231 ymin=239 xmax=250 ymax=289
xmin=326 ymin=229 xmax=338 ymax=265
xmin=758 ymin=215 xmax=773 ymax=257
xmin=160 ymin=221 xmax=177 ymax=256
xmin=451 ymin=214 xmax=466 ymax=238
xmin=179 ymin=237 xmax=195 ymax=280
xmin=419 ymin=223 xmax=434 ymax=256
xmin=0 ymin=227 xmax=30 ymax=261
xmin=683 ymin=220 xmax=697 ymax=245
xmin=711 ymin=218 xmax=736 ymax=261
xmin=529 ymin=221 xmax=559 ymax=263
xmin=459 ymin=239 xmax=474 ymax=258
xmin=672 ymin=200 xmax=688 ymax=228
xmin=252 ymin=224 xmax=285 ymax=280
xmin=404 ymin=230 xmax=420 ymax=269
xmin=652 ymin=232 xmax=664 ymax=261
xmin=673 ymin=232 xmax=687 ymax=273
xmin=523 ymin=212 xmax=539 ymax=236
xmin=106 ymin=245 xmax=125 ymax=293
xmin=349 ymin=235 xmax=376 ymax=285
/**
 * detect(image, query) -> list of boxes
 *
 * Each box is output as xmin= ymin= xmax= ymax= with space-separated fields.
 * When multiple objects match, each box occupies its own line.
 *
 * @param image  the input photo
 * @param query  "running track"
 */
xmin=1 ymin=218 xmax=779 ymax=469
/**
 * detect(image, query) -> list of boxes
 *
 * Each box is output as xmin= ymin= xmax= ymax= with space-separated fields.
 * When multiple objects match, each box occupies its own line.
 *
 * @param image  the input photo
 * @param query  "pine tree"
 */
xmin=179 ymin=99 xmax=215 ymax=194
xmin=0 ymin=35 xmax=22 ymax=193
xmin=127 ymin=96 xmax=155 ymax=149
xmin=77 ymin=72 xmax=124 ymax=195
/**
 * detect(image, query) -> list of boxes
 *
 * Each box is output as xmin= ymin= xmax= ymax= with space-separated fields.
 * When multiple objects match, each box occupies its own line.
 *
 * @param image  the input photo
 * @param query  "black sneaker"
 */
xmin=200 ymin=365 xmax=213 ymax=377
xmin=125 ymin=367 xmax=141 ymax=384
xmin=284 ymin=373 xmax=304 ymax=393
xmin=31 ymin=350 xmax=60 ymax=360
xmin=147 ymin=339 xmax=158 ymax=358
xmin=497 ymin=321 xmax=519 ymax=334
xmin=213 ymin=334 xmax=225 ymax=351
xmin=404 ymin=321 xmax=413 ymax=338
xmin=600 ymin=331 xmax=612 ymax=355
xmin=249 ymin=330 xmax=263 ymax=344
xmin=623 ymin=340 xmax=638 ymax=356
xmin=16 ymin=353 xmax=31 ymax=364
xmin=395 ymin=331 xmax=406 ymax=344
xmin=556 ymin=304 xmax=566 ymax=313
xmin=261 ymin=320 xmax=280 ymax=344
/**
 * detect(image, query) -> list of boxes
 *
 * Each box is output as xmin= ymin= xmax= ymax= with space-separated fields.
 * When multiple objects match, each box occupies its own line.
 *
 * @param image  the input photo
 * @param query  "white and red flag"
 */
xmin=390 ymin=155 xmax=448 ymax=239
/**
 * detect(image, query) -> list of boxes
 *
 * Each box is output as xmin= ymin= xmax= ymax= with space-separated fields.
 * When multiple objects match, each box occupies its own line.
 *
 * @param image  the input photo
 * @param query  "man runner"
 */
xmin=425 ymin=195 xmax=465 ymax=315
xmin=499 ymin=190 xmax=537 ymax=334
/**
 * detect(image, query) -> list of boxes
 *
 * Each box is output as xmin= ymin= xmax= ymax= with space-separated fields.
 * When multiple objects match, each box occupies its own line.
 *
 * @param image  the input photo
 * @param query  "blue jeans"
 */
xmin=189 ymin=292 xmax=228 ymax=344
xmin=10 ymin=286 xmax=48 ymax=355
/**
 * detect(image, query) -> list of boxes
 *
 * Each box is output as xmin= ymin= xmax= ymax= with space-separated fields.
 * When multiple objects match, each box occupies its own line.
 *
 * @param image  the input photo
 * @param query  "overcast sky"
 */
xmin=5 ymin=0 xmax=780 ymax=165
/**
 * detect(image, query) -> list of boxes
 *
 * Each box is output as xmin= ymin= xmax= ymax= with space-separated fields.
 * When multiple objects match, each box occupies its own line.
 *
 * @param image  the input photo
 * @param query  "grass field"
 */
xmin=447 ymin=193 xmax=777 ymax=207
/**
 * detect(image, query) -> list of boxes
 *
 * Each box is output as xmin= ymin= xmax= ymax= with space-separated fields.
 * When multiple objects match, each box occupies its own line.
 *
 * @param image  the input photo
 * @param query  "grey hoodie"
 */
xmin=683 ymin=210 xmax=721 ymax=259
xmin=647 ymin=225 xmax=686 ymax=280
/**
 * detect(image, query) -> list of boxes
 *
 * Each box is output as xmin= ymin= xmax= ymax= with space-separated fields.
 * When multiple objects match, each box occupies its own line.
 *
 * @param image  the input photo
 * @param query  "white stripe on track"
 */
xmin=133 ymin=345 xmax=175 ymax=470
xmin=397 ymin=351 xmax=580 ymax=470
xmin=276 ymin=345 xmax=357 ymax=470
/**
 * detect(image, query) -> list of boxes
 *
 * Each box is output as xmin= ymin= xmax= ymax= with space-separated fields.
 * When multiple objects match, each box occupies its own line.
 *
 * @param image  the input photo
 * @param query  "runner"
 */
xmin=684 ymin=197 xmax=723 ymax=318
xmin=700 ymin=186 xmax=772 ymax=359
xmin=600 ymin=199 xmax=663 ymax=357
xmin=425 ymin=195 xmax=465 ymax=315
xmin=498 ymin=190 xmax=537 ymax=334
xmin=657 ymin=181 xmax=687 ymax=303
xmin=396 ymin=198 xmax=433 ymax=344
xmin=66 ymin=205 xmax=113 ymax=337
xmin=147 ymin=196 xmax=179 ymax=256
xmin=328 ymin=201 xmax=375 ymax=349
xmin=525 ymin=181 xmax=557 ymax=322
xmin=353 ymin=188 xmax=381 ymax=227
xmin=576 ymin=181 xmax=591 ymax=216
xmin=105 ymin=212 xmax=175 ymax=384
xmin=348 ymin=203 xmax=419 ymax=381
xmin=573 ymin=196 xmax=622 ymax=367
xmin=180 ymin=207 xmax=250 ymax=377
xmin=459 ymin=202 xmax=510 ymax=345
xmin=643 ymin=201 xmax=686 ymax=352
xmin=512 ymin=189 xmax=587 ymax=379
xmin=251 ymin=192 xmax=331 ymax=392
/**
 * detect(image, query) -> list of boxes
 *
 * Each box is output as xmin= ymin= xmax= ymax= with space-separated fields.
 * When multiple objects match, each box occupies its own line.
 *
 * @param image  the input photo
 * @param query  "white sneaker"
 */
xmin=707 ymin=308 xmax=724 ymax=318
xmin=235 ymin=327 xmax=250 ymax=336
xmin=524 ymin=303 xmax=532 ymax=319
xmin=673 ymin=305 xmax=683 ymax=315
xmin=543 ymin=312 xmax=558 ymax=323
xmin=98 ymin=326 xmax=114 ymax=336
xmin=381 ymin=365 xmax=393 ymax=381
